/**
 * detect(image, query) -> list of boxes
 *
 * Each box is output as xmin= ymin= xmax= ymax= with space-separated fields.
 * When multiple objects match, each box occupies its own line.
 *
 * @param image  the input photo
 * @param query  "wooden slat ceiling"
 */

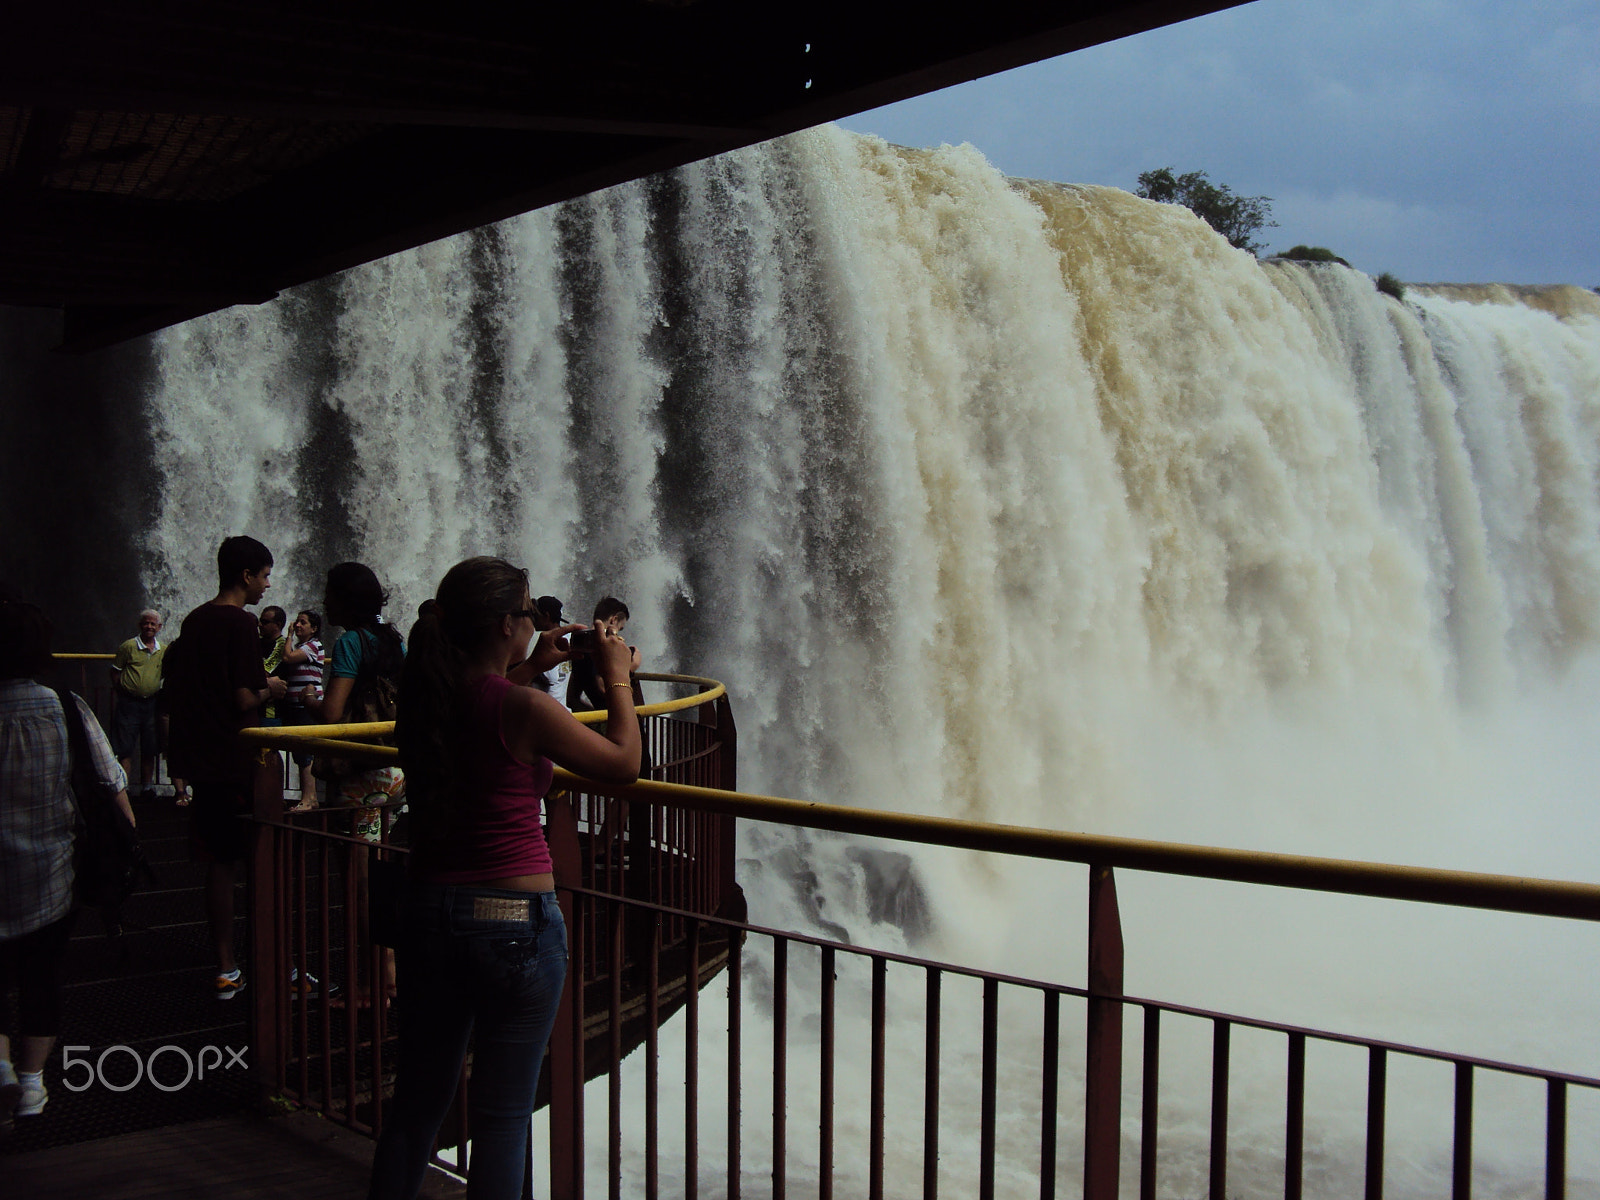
xmin=1 ymin=1 xmax=1250 ymax=352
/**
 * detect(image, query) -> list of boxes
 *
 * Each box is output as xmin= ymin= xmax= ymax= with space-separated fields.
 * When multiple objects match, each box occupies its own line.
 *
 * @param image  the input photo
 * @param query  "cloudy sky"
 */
xmin=835 ymin=0 xmax=1599 ymax=287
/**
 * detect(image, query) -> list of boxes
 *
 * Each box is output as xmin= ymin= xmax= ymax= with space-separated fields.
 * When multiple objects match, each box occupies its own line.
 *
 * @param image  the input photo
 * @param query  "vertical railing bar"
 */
xmin=923 ymin=967 xmax=940 ymax=1200
xmin=275 ymin=829 xmax=290 ymax=1091
xmin=1209 ymin=1019 xmax=1229 ymax=1200
xmin=320 ymin=832 xmax=333 ymax=1112
xmin=652 ymin=802 xmax=663 ymax=910
xmin=295 ymin=834 xmax=309 ymax=1102
xmin=727 ymin=918 xmax=742 ymax=1200
xmin=369 ymin=848 xmax=388 ymax=1139
xmin=773 ymin=936 xmax=788 ymax=1200
xmin=609 ymin=898 xmax=624 ymax=1200
xmin=1285 ymin=1032 xmax=1305 ymax=1200
xmin=686 ymin=919 xmax=701 ymax=1200
xmin=1546 ymin=1078 xmax=1566 ymax=1200
xmin=980 ymin=977 xmax=998 ymax=1200
xmin=870 ymin=957 xmax=888 ymax=1200
xmin=344 ymin=844 xmax=360 ymax=1123
xmin=1140 ymin=1007 xmax=1161 ymax=1200
xmin=820 ymin=945 xmax=835 ymax=1200
xmin=646 ymin=909 xmax=661 ymax=1200
xmin=1083 ymin=864 xmax=1125 ymax=1200
xmin=1452 ymin=1062 xmax=1472 ymax=1200
xmin=567 ymin=869 xmax=589 ymax=1198
xmin=1040 ymin=989 xmax=1060 ymax=1200
xmin=1365 ymin=1046 xmax=1387 ymax=1200
xmin=275 ymin=830 xmax=289 ymax=1088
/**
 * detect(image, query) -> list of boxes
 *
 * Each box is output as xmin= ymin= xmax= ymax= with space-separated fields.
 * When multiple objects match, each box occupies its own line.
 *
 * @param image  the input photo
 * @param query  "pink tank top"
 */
xmin=420 ymin=674 xmax=554 ymax=883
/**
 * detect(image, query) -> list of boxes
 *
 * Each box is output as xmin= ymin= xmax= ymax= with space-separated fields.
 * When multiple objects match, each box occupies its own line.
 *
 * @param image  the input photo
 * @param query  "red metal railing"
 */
xmin=519 ymin=783 xmax=1599 ymax=1200
xmin=244 ymin=684 xmax=740 ymax=1196
xmin=534 ymin=863 xmax=1597 ymax=1200
xmin=43 ymin=654 xmax=1600 ymax=1195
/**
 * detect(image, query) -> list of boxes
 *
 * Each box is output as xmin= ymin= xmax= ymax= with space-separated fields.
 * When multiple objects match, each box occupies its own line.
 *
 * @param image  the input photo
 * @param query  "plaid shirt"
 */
xmin=0 ymin=680 xmax=127 ymax=938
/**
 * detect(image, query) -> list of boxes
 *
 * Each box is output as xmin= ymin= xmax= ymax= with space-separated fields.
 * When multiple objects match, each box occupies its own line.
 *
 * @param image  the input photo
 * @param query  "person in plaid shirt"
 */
xmin=0 ymin=595 xmax=130 ymax=1129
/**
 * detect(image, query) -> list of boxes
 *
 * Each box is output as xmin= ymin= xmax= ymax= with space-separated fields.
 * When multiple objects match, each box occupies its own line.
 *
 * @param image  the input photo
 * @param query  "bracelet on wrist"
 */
xmin=607 ymin=681 xmax=632 ymax=693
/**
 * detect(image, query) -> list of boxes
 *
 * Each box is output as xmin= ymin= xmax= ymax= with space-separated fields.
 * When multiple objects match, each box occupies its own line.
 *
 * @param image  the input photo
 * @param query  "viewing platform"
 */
xmin=9 ymin=657 xmax=1600 ymax=1199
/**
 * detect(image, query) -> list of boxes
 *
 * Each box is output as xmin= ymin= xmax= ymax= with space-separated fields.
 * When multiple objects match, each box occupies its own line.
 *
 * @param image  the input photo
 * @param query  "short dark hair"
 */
xmin=260 ymin=606 xmax=287 ymax=628
xmin=298 ymin=609 xmax=323 ymax=635
xmin=0 ymin=598 xmax=54 ymax=680
xmin=325 ymin=562 xmax=387 ymax=627
xmin=217 ymin=535 xmax=273 ymax=590
xmin=593 ymin=596 xmax=630 ymax=624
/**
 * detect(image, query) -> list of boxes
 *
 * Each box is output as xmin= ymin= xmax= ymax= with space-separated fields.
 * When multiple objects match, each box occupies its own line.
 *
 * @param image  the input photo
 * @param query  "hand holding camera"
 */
xmin=592 ymin=624 xmax=636 ymax=695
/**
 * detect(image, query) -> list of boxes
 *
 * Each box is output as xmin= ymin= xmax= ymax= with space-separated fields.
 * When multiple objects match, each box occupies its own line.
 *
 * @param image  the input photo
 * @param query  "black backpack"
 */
xmin=53 ymin=688 xmax=156 ymax=923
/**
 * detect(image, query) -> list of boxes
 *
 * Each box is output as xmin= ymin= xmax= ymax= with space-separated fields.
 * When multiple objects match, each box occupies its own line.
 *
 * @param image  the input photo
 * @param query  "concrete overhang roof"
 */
xmin=2 ymin=1 xmax=1249 ymax=351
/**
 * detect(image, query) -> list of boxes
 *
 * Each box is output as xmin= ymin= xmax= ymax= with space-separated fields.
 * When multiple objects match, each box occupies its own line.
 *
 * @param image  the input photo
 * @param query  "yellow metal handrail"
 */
xmin=51 ymin=652 xmax=116 ymax=661
xmin=229 ymin=665 xmax=1600 ymax=922
xmin=241 ymin=670 xmax=725 ymax=757
xmin=554 ymin=775 xmax=1600 ymax=923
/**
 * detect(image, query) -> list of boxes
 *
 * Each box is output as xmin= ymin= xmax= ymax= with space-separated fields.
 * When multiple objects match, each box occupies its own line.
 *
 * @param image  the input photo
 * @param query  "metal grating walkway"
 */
xmin=4 ymin=1109 xmax=464 ymax=1199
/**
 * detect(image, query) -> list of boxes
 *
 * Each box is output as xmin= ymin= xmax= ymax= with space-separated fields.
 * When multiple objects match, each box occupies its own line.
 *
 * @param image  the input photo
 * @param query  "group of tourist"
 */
xmin=1 ymin=538 xmax=644 ymax=1198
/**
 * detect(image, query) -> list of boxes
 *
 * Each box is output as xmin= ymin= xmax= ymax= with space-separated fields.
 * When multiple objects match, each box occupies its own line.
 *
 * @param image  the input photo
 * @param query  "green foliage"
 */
xmin=1281 ymin=245 xmax=1351 ymax=267
xmin=1375 ymin=272 xmax=1406 ymax=301
xmin=1135 ymin=167 xmax=1277 ymax=256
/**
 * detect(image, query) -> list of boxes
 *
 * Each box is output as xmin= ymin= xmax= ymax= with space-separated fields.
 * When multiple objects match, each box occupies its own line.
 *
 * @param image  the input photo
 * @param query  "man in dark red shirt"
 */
xmin=164 ymin=536 xmax=287 ymax=999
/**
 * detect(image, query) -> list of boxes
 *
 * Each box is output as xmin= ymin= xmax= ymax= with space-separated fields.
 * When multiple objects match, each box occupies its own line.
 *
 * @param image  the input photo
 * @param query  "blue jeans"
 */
xmin=368 ymin=885 xmax=567 ymax=1200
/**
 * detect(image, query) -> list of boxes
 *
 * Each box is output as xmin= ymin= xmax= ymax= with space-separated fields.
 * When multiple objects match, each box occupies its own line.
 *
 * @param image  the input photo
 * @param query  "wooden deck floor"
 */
xmin=4 ymin=1109 xmax=465 ymax=1199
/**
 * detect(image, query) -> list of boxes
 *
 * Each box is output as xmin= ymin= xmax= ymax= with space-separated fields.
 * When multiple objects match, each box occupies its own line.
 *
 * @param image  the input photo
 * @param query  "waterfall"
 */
xmin=135 ymin=126 xmax=1600 ymax=1194
xmin=141 ymin=127 xmax=1600 ymax=828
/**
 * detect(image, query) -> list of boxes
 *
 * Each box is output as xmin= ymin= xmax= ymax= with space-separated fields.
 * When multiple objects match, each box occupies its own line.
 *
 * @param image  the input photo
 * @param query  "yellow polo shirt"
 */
xmin=112 ymin=637 xmax=166 ymax=699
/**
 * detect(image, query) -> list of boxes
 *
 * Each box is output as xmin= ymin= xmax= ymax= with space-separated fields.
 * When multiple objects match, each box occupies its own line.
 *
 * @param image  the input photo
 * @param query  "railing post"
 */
xmin=250 ymin=751 xmax=285 ymax=1098
xmin=547 ymin=792 xmax=585 ymax=1200
xmin=709 ymin=696 xmax=738 ymax=910
xmin=1084 ymin=864 xmax=1125 ymax=1200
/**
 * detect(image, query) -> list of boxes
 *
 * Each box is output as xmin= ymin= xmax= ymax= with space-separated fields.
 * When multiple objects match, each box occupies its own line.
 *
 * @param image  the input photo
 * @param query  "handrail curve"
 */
xmin=241 ymin=670 xmax=725 ymax=755
xmin=232 ymin=664 xmax=1600 ymax=921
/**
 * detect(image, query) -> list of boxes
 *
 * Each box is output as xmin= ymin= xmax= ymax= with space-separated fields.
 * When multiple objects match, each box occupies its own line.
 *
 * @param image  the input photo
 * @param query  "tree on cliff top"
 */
xmin=1136 ymin=167 xmax=1277 ymax=256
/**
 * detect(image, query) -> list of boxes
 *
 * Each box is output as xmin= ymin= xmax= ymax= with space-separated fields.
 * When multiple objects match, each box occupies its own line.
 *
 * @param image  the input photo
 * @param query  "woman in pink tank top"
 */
xmin=368 ymin=557 xmax=640 ymax=1200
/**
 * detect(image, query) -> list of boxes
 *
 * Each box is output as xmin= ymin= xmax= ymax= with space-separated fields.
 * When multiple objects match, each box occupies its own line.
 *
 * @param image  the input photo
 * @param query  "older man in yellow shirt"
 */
xmin=109 ymin=609 xmax=165 ymax=800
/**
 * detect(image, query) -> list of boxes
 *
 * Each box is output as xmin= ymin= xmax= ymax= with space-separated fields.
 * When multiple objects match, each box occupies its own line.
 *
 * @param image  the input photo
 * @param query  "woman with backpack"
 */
xmin=313 ymin=562 xmax=406 ymax=840
xmin=307 ymin=563 xmax=405 ymax=1007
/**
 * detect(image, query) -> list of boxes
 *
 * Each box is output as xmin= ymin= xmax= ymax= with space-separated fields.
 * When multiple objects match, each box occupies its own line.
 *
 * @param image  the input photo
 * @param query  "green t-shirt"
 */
xmin=112 ymin=637 xmax=165 ymax=699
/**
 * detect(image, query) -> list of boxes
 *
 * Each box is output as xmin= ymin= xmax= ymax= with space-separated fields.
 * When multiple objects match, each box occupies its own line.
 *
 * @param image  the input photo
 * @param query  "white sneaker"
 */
xmin=15 ymin=1074 xmax=46 ymax=1118
xmin=0 ymin=1060 xmax=19 ymax=1132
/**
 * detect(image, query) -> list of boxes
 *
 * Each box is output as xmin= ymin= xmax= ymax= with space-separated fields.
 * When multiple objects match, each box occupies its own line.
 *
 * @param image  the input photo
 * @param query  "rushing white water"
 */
xmin=141 ymin=126 xmax=1600 ymax=1195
